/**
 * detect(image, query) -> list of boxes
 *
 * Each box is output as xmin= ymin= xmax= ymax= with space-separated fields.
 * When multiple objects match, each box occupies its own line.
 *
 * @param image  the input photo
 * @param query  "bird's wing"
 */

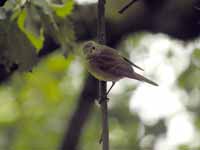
xmin=108 ymin=61 xmax=134 ymax=78
xmin=122 ymin=57 xmax=144 ymax=71
xmin=89 ymin=52 xmax=121 ymax=72
xmin=101 ymin=45 xmax=144 ymax=71
xmin=89 ymin=51 xmax=134 ymax=78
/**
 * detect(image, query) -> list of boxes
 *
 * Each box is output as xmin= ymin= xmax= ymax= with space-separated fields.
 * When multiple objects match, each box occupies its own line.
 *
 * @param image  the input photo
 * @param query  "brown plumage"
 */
xmin=83 ymin=41 xmax=158 ymax=86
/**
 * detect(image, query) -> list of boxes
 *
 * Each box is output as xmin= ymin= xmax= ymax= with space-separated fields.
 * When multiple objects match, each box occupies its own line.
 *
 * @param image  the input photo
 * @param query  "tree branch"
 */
xmin=97 ymin=0 xmax=109 ymax=150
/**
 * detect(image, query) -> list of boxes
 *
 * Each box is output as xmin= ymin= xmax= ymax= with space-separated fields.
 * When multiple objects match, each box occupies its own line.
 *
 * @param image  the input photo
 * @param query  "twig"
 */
xmin=118 ymin=0 xmax=139 ymax=14
xmin=97 ymin=0 xmax=109 ymax=150
xmin=99 ymin=82 xmax=109 ymax=150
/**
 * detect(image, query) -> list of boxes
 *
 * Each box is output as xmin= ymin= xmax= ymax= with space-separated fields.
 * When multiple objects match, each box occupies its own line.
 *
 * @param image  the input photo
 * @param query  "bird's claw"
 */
xmin=98 ymin=95 xmax=109 ymax=104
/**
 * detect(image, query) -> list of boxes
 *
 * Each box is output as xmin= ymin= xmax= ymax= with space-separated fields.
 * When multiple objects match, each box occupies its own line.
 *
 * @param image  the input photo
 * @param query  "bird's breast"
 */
xmin=86 ymin=59 xmax=122 ymax=82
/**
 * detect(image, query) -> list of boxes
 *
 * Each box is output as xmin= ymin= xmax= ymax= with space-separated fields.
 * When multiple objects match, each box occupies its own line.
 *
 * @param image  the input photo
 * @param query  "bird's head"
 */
xmin=82 ymin=41 xmax=99 ymax=57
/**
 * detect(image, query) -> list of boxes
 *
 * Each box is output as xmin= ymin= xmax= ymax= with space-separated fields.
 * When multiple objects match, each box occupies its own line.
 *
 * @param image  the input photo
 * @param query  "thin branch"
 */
xmin=118 ymin=0 xmax=139 ymax=14
xmin=97 ymin=0 xmax=109 ymax=150
xmin=99 ymin=82 xmax=109 ymax=150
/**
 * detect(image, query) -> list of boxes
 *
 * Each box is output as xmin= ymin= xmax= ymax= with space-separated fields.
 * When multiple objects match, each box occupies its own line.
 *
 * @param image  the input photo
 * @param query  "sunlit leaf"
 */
xmin=50 ymin=0 xmax=74 ymax=18
xmin=17 ymin=9 xmax=44 ymax=52
xmin=178 ymin=49 xmax=200 ymax=90
xmin=0 ymin=89 xmax=19 ymax=124
xmin=192 ymin=48 xmax=200 ymax=68
xmin=46 ymin=53 xmax=74 ymax=73
xmin=178 ymin=145 xmax=191 ymax=150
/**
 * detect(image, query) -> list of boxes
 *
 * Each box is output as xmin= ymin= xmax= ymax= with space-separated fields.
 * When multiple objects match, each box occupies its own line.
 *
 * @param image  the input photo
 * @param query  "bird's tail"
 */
xmin=129 ymin=72 xmax=158 ymax=86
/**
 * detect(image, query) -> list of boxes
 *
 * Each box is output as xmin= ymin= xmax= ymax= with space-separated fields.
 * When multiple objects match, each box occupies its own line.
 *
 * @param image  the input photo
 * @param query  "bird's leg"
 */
xmin=99 ymin=82 xmax=115 ymax=103
xmin=106 ymin=82 xmax=116 ymax=97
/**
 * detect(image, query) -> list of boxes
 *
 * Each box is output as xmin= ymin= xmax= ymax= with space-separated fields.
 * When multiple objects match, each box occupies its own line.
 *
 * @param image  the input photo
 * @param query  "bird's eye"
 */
xmin=92 ymin=46 xmax=95 ymax=50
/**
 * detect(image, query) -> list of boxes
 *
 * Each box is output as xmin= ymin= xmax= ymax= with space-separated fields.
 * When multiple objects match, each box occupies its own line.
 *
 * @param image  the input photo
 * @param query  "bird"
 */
xmin=82 ymin=41 xmax=158 ymax=95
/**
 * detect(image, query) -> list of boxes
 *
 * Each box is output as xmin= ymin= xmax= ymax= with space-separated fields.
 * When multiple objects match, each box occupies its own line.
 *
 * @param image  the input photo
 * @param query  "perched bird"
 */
xmin=82 ymin=41 xmax=158 ymax=94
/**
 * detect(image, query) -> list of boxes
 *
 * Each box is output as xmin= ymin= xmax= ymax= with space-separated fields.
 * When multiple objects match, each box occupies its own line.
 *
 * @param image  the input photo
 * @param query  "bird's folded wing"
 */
xmin=101 ymin=46 xmax=144 ymax=71
xmin=89 ymin=54 xmax=134 ymax=78
xmin=122 ymin=57 xmax=144 ymax=71
xmin=89 ymin=54 xmax=120 ymax=71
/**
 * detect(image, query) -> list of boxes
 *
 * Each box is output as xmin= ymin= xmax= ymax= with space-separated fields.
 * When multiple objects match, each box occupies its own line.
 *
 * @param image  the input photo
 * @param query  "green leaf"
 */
xmin=178 ymin=49 xmax=200 ymax=90
xmin=178 ymin=145 xmax=190 ymax=150
xmin=0 ymin=90 xmax=19 ymax=124
xmin=192 ymin=48 xmax=200 ymax=67
xmin=17 ymin=9 xmax=44 ymax=52
xmin=50 ymin=0 xmax=74 ymax=18
xmin=0 ymin=19 xmax=37 ymax=72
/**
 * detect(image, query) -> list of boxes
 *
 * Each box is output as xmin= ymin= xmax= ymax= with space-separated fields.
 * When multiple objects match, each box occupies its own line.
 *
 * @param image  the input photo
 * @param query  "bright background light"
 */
xmin=75 ymin=0 xmax=97 ymax=4
xmin=110 ymin=33 xmax=200 ymax=150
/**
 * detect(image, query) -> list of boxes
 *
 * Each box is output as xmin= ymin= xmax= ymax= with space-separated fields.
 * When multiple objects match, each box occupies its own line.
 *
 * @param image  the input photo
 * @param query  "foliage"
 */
xmin=0 ymin=52 xmax=84 ymax=149
xmin=2 ymin=0 xmax=75 ymax=53
xmin=178 ymin=48 xmax=200 ymax=90
xmin=0 ymin=0 xmax=77 ymax=149
xmin=0 ymin=0 xmax=200 ymax=150
xmin=0 ymin=20 xmax=37 ymax=72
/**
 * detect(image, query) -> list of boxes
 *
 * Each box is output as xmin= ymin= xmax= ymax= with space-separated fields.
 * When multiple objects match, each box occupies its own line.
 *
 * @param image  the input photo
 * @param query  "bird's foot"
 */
xmin=98 ymin=95 xmax=109 ymax=104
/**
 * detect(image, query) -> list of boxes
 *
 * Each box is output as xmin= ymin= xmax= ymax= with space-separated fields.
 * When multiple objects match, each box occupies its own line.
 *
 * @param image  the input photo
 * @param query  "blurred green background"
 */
xmin=0 ymin=0 xmax=200 ymax=150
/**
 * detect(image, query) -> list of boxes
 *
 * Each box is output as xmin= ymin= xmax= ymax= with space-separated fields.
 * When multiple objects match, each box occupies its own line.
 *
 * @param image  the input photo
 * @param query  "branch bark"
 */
xmin=97 ymin=0 xmax=109 ymax=150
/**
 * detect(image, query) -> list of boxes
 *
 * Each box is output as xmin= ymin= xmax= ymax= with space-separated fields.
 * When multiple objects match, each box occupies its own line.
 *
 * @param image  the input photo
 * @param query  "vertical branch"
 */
xmin=97 ymin=0 xmax=109 ymax=150
xmin=97 ymin=0 xmax=106 ymax=44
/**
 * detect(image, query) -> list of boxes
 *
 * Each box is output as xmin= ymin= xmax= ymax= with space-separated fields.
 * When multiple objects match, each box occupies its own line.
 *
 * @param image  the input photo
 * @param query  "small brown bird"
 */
xmin=83 ymin=41 xmax=158 ymax=94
